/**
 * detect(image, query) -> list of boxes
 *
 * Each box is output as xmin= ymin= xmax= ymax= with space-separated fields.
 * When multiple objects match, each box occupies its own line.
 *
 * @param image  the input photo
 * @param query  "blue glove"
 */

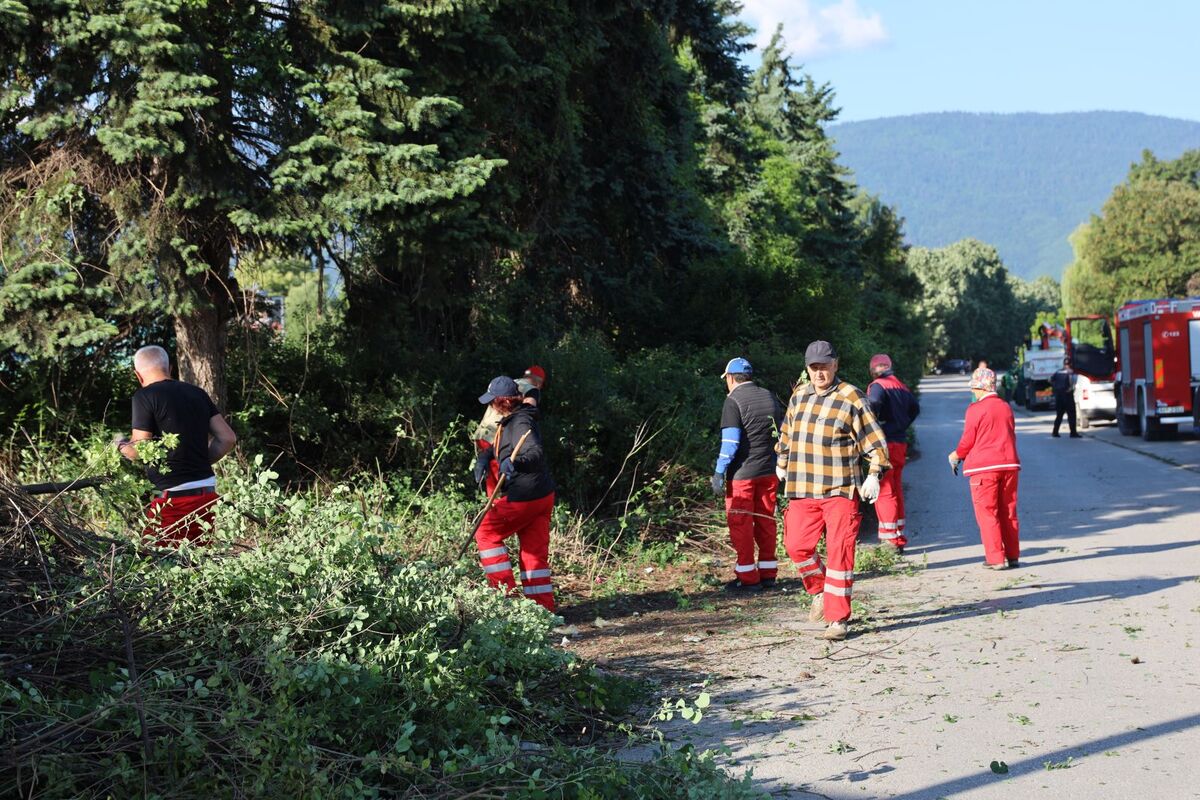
xmin=473 ymin=449 xmax=493 ymax=486
xmin=499 ymin=457 xmax=517 ymax=479
xmin=711 ymin=473 xmax=725 ymax=495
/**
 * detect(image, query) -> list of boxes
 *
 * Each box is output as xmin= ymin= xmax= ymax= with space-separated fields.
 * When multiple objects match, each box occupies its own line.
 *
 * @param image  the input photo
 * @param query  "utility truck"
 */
xmin=1015 ymin=323 xmax=1066 ymax=409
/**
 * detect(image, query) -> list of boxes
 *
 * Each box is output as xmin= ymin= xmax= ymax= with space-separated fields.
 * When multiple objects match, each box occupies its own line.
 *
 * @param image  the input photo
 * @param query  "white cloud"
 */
xmin=741 ymin=0 xmax=889 ymax=59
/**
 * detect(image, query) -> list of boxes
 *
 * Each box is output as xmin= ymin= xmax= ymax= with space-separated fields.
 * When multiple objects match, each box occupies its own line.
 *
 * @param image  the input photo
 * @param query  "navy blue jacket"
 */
xmin=866 ymin=372 xmax=920 ymax=444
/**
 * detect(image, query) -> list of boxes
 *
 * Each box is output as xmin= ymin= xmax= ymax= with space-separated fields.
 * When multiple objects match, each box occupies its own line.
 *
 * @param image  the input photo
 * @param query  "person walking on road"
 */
xmin=115 ymin=345 xmax=237 ymax=545
xmin=776 ymin=341 xmax=890 ymax=641
xmin=948 ymin=368 xmax=1022 ymax=570
xmin=473 ymin=376 xmax=558 ymax=611
xmin=1051 ymin=362 xmax=1080 ymax=438
xmin=712 ymin=357 xmax=785 ymax=591
xmin=866 ymin=354 xmax=920 ymax=553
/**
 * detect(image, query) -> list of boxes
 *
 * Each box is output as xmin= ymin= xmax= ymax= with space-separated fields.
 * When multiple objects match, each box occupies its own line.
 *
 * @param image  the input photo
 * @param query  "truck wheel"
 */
xmin=1138 ymin=391 xmax=1160 ymax=442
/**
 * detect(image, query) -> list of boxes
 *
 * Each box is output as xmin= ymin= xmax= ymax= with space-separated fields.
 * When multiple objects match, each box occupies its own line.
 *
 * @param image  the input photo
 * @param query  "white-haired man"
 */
xmin=114 ymin=346 xmax=237 ymax=544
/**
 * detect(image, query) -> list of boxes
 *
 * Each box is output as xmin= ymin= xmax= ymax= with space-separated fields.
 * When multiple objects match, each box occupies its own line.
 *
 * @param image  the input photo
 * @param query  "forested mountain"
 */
xmin=830 ymin=111 xmax=1200 ymax=280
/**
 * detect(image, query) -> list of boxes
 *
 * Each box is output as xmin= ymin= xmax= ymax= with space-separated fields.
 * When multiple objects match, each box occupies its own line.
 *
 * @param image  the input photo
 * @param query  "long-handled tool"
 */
xmin=18 ymin=477 xmax=108 ymax=495
xmin=456 ymin=429 xmax=533 ymax=560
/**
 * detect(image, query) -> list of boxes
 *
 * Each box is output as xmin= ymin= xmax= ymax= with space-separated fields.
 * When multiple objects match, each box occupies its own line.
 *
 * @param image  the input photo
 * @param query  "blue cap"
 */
xmin=479 ymin=376 xmax=520 ymax=404
xmin=722 ymin=357 xmax=752 ymax=376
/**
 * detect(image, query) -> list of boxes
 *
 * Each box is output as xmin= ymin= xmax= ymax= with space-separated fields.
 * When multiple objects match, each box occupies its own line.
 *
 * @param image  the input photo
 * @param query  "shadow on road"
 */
xmin=867 ymin=574 xmax=1197 ymax=636
xmin=922 ymin=538 xmax=1200 ymax=572
xmin=874 ymin=711 xmax=1200 ymax=800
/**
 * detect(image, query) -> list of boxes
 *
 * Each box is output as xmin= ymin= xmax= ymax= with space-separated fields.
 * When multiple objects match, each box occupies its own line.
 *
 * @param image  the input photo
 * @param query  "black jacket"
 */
xmin=1050 ymin=369 xmax=1076 ymax=397
xmin=496 ymin=405 xmax=555 ymax=502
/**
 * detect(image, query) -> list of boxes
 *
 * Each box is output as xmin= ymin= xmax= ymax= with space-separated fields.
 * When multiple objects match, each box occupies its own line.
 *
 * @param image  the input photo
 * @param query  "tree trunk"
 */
xmin=174 ymin=290 xmax=230 ymax=410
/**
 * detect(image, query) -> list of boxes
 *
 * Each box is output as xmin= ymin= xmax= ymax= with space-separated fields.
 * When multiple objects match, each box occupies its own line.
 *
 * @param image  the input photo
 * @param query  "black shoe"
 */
xmin=759 ymin=577 xmax=777 ymax=589
xmin=1007 ymin=559 xmax=1020 ymax=568
xmin=724 ymin=578 xmax=763 ymax=593
xmin=1069 ymin=433 xmax=1082 ymax=438
xmin=1051 ymin=432 xmax=1061 ymax=438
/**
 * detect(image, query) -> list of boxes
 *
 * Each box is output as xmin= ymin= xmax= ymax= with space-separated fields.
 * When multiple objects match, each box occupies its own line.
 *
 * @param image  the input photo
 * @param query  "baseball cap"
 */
xmin=722 ymin=357 xmax=753 ymax=376
xmin=804 ymin=340 xmax=838 ymax=365
xmin=524 ymin=365 xmax=546 ymax=384
xmin=869 ymin=353 xmax=892 ymax=373
xmin=479 ymin=376 xmax=520 ymax=404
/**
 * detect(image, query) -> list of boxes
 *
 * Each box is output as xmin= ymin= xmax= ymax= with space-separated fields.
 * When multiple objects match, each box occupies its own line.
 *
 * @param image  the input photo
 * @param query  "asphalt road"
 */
xmin=676 ymin=374 xmax=1200 ymax=799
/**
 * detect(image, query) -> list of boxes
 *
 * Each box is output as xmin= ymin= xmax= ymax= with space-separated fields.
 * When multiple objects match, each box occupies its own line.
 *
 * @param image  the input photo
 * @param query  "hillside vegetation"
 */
xmin=831 ymin=111 xmax=1200 ymax=280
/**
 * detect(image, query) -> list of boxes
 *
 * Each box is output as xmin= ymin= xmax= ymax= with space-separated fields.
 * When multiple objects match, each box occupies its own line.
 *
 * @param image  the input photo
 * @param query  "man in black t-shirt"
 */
xmin=712 ymin=357 xmax=785 ymax=590
xmin=114 ymin=345 xmax=237 ymax=544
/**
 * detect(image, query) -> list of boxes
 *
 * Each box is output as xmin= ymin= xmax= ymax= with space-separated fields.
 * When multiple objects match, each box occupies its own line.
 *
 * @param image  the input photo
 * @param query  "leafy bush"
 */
xmin=1 ymin=463 xmax=761 ymax=799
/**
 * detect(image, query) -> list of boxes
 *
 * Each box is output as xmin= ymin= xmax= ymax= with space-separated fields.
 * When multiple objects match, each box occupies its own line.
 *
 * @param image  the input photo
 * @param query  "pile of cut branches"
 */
xmin=1 ymin=476 xmax=759 ymax=799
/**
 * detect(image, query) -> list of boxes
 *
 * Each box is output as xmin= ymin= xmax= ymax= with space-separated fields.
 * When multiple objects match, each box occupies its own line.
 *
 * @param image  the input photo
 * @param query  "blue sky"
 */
xmin=738 ymin=0 xmax=1200 ymax=123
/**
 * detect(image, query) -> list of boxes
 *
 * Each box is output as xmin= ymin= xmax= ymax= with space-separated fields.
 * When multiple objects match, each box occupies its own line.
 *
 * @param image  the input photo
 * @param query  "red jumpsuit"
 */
xmin=473 ymin=405 xmax=557 ymax=610
xmin=866 ymin=373 xmax=919 ymax=549
xmin=954 ymin=393 xmax=1021 ymax=565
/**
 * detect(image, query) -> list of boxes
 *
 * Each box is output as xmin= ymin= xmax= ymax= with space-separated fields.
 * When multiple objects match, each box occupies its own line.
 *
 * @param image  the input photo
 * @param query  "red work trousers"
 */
xmin=475 ymin=492 xmax=556 ymax=611
xmin=876 ymin=442 xmax=908 ymax=547
xmin=724 ymin=475 xmax=779 ymax=584
xmin=784 ymin=496 xmax=861 ymax=623
xmin=968 ymin=470 xmax=1020 ymax=565
xmin=144 ymin=492 xmax=219 ymax=546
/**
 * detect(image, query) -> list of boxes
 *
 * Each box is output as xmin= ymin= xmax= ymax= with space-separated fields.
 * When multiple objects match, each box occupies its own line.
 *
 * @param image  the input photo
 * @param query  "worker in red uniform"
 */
xmin=473 ymin=376 xmax=557 ymax=610
xmin=866 ymin=354 xmax=920 ymax=553
xmin=115 ymin=345 xmax=237 ymax=545
xmin=712 ymin=357 xmax=785 ymax=591
xmin=776 ymin=341 xmax=890 ymax=641
xmin=948 ymin=368 xmax=1021 ymax=570
xmin=474 ymin=365 xmax=548 ymax=493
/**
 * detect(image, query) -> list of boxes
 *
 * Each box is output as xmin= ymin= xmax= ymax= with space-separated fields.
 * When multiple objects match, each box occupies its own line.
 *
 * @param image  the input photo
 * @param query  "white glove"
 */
xmin=947 ymin=451 xmax=961 ymax=468
xmin=776 ymin=466 xmax=787 ymax=481
xmin=860 ymin=473 xmax=881 ymax=504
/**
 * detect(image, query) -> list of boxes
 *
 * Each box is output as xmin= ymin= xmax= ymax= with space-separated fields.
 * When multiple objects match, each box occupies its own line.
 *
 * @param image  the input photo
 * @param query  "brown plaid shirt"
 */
xmin=775 ymin=379 xmax=890 ymax=499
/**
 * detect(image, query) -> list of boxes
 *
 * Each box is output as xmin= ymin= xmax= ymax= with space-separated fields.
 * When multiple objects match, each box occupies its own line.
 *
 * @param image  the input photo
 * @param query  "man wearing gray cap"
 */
xmin=776 ymin=341 xmax=890 ymax=640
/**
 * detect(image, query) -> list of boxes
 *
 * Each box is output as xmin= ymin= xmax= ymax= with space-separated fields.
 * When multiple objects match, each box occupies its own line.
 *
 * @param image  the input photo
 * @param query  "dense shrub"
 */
xmin=0 ymin=462 xmax=760 ymax=799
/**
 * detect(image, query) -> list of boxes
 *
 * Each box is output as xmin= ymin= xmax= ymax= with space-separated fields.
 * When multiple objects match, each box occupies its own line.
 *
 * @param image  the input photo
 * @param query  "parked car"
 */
xmin=1074 ymin=373 xmax=1116 ymax=428
xmin=933 ymin=358 xmax=971 ymax=375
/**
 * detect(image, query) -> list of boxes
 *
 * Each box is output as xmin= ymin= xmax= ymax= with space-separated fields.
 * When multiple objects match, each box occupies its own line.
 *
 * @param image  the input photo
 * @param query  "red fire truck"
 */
xmin=1108 ymin=298 xmax=1200 ymax=439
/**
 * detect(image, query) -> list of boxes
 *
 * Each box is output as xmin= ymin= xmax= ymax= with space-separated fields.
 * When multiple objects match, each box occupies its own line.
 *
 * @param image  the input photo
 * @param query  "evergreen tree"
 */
xmin=0 ymin=0 xmax=499 ymax=405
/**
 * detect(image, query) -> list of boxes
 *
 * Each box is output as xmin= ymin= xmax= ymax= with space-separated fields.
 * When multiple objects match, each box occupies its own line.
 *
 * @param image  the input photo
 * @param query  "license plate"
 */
xmin=1157 ymin=405 xmax=1184 ymax=414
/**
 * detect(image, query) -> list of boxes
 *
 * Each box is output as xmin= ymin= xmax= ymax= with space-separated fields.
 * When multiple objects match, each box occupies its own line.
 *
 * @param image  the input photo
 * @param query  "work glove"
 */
xmin=711 ymin=473 xmax=725 ymax=495
xmin=473 ymin=448 xmax=493 ymax=487
xmin=860 ymin=473 xmax=881 ymax=504
xmin=499 ymin=457 xmax=517 ymax=479
xmin=947 ymin=451 xmax=961 ymax=475
xmin=776 ymin=465 xmax=787 ymax=482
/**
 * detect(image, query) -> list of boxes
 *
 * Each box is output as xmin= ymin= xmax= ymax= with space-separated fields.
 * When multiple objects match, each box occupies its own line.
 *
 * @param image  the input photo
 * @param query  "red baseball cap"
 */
xmin=524 ymin=365 xmax=546 ymax=384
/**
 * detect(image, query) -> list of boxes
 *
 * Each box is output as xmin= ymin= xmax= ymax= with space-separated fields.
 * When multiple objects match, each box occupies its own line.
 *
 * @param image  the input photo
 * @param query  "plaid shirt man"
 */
xmin=776 ymin=378 xmax=890 ymax=499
